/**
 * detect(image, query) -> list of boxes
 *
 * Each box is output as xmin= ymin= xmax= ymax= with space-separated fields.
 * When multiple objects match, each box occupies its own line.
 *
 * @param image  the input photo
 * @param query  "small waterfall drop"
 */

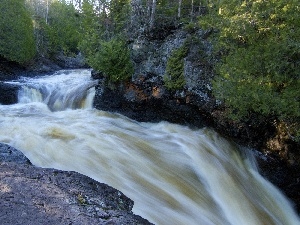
xmin=15 ymin=69 xmax=98 ymax=111
xmin=0 ymin=69 xmax=299 ymax=225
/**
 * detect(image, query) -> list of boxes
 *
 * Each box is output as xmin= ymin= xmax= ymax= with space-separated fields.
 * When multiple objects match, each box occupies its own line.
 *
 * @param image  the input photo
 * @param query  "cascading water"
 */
xmin=9 ymin=69 xmax=98 ymax=111
xmin=0 ymin=69 xmax=299 ymax=225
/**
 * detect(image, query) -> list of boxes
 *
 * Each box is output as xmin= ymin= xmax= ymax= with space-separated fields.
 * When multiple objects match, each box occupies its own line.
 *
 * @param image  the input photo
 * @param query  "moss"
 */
xmin=77 ymin=193 xmax=88 ymax=205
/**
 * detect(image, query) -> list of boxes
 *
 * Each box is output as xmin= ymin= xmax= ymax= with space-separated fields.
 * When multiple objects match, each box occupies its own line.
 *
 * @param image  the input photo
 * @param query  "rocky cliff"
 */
xmin=93 ymin=26 xmax=294 ymax=161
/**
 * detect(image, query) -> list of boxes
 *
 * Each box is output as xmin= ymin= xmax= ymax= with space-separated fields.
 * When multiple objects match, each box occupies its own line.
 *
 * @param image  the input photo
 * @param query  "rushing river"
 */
xmin=0 ymin=69 xmax=299 ymax=225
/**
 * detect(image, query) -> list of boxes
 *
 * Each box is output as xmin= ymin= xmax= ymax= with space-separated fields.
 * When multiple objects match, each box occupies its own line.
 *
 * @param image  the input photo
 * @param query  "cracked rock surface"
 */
xmin=0 ymin=143 xmax=153 ymax=225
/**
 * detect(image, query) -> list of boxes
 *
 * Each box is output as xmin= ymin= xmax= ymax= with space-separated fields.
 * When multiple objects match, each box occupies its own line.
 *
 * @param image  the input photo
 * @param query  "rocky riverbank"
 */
xmin=0 ymin=143 xmax=153 ymax=225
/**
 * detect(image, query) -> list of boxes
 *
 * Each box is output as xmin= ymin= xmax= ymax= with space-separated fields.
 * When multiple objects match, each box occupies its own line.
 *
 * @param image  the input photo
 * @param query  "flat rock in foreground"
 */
xmin=0 ymin=143 xmax=153 ymax=225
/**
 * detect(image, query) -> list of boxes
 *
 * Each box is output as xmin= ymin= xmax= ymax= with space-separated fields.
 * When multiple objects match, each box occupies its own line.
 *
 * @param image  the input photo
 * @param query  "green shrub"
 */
xmin=164 ymin=45 xmax=188 ymax=90
xmin=89 ymin=38 xmax=134 ymax=83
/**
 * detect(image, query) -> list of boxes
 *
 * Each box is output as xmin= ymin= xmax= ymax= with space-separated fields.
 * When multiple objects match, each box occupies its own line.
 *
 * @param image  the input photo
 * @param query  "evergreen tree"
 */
xmin=164 ymin=45 xmax=188 ymax=90
xmin=46 ymin=1 xmax=81 ymax=55
xmin=90 ymin=38 xmax=134 ymax=83
xmin=79 ymin=0 xmax=103 ymax=65
xmin=0 ymin=0 xmax=36 ymax=64
xmin=79 ymin=0 xmax=134 ymax=82
xmin=109 ymin=0 xmax=131 ymax=33
xmin=200 ymin=0 xmax=300 ymax=140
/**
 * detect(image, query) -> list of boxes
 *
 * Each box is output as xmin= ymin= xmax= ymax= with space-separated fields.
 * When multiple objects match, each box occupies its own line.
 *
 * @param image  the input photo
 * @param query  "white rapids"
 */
xmin=0 ymin=69 xmax=299 ymax=225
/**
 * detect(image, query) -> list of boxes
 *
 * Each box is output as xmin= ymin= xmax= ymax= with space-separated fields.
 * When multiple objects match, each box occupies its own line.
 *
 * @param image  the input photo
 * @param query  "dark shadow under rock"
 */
xmin=0 ymin=143 xmax=153 ymax=225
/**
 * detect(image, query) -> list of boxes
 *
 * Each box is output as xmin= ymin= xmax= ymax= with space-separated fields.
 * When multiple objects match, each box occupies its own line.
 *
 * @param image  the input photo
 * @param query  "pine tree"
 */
xmin=200 ymin=0 xmax=300 ymax=140
xmin=46 ymin=1 xmax=81 ymax=55
xmin=0 ymin=0 xmax=36 ymax=64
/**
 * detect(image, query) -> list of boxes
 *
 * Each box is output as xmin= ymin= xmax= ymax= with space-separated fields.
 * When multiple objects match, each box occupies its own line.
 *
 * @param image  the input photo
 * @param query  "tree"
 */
xmin=46 ymin=1 xmax=81 ymax=55
xmin=79 ymin=0 xmax=105 ymax=65
xmin=149 ymin=0 xmax=157 ymax=29
xmin=90 ymin=38 xmax=134 ymax=83
xmin=0 ymin=0 xmax=36 ymax=64
xmin=25 ymin=0 xmax=54 ymax=57
xmin=201 ymin=0 xmax=300 ymax=140
xmin=109 ymin=0 xmax=131 ymax=33
xmin=178 ymin=0 xmax=182 ymax=18
xmin=164 ymin=45 xmax=188 ymax=90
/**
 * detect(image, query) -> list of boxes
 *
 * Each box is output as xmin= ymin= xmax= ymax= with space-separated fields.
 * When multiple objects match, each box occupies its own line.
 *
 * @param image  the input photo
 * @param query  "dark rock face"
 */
xmin=94 ymin=27 xmax=219 ymax=131
xmin=256 ymin=152 xmax=300 ymax=214
xmin=0 ymin=58 xmax=25 ymax=81
xmin=0 ymin=83 xmax=19 ymax=105
xmin=92 ymin=24 xmax=300 ymax=164
xmin=52 ymin=52 xmax=87 ymax=69
xmin=0 ymin=143 xmax=153 ymax=225
xmin=91 ymin=70 xmax=104 ymax=80
xmin=0 ymin=144 xmax=31 ymax=164
xmin=93 ymin=75 xmax=210 ymax=128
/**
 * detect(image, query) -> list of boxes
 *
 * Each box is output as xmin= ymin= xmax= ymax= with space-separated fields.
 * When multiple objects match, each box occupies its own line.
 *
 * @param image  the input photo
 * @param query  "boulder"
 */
xmin=0 ymin=82 xmax=19 ymax=105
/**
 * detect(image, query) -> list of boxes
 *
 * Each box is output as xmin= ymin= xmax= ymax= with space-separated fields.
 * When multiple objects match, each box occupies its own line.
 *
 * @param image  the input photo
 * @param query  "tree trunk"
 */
xmin=45 ymin=0 xmax=49 ymax=24
xmin=178 ymin=0 xmax=182 ymax=18
xmin=191 ymin=0 xmax=194 ymax=21
xmin=149 ymin=0 xmax=156 ymax=29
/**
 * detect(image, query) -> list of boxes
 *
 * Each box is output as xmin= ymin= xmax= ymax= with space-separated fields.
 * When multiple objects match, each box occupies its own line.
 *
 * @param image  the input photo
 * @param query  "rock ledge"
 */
xmin=0 ymin=143 xmax=153 ymax=225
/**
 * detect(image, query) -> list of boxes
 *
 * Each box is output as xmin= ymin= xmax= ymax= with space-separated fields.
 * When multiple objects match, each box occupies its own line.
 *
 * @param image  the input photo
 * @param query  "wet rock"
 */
xmin=256 ymin=151 xmax=300 ymax=214
xmin=53 ymin=52 xmax=87 ymax=69
xmin=0 ymin=143 xmax=153 ymax=225
xmin=0 ymin=82 xmax=19 ymax=105
xmin=93 ymin=74 xmax=208 ymax=128
xmin=0 ymin=144 xmax=31 ymax=165
xmin=0 ymin=58 xmax=24 ymax=81
xmin=93 ymin=26 xmax=217 ymax=127
xmin=91 ymin=70 xmax=104 ymax=80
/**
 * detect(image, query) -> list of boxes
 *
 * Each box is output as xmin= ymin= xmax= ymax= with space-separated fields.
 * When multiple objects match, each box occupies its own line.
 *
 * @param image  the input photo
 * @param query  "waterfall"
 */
xmin=0 ymin=69 xmax=299 ymax=225
xmin=10 ymin=69 xmax=98 ymax=111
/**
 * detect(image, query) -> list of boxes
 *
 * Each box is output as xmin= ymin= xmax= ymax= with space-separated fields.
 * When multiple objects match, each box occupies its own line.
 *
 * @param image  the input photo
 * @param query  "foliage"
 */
xmin=46 ymin=1 xmax=81 ymax=56
xmin=109 ymin=0 xmax=131 ymax=33
xmin=88 ymin=38 xmax=134 ymax=83
xmin=0 ymin=0 xmax=36 ymax=64
xmin=79 ymin=0 xmax=134 ymax=84
xmin=164 ymin=45 xmax=188 ymax=90
xmin=200 ymin=0 xmax=300 ymax=140
xmin=78 ymin=0 xmax=101 ymax=61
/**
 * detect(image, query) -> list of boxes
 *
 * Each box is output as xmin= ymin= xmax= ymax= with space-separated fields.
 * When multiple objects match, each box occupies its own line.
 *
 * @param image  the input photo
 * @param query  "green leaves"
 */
xmin=88 ymin=38 xmax=134 ymax=83
xmin=79 ymin=0 xmax=134 ymax=84
xmin=201 ymin=0 xmax=300 ymax=139
xmin=46 ymin=1 xmax=81 ymax=56
xmin=164 ymin=45 xmax=188 ymax=90
xmin=0 ymin=0 xmax=35 ymax=64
